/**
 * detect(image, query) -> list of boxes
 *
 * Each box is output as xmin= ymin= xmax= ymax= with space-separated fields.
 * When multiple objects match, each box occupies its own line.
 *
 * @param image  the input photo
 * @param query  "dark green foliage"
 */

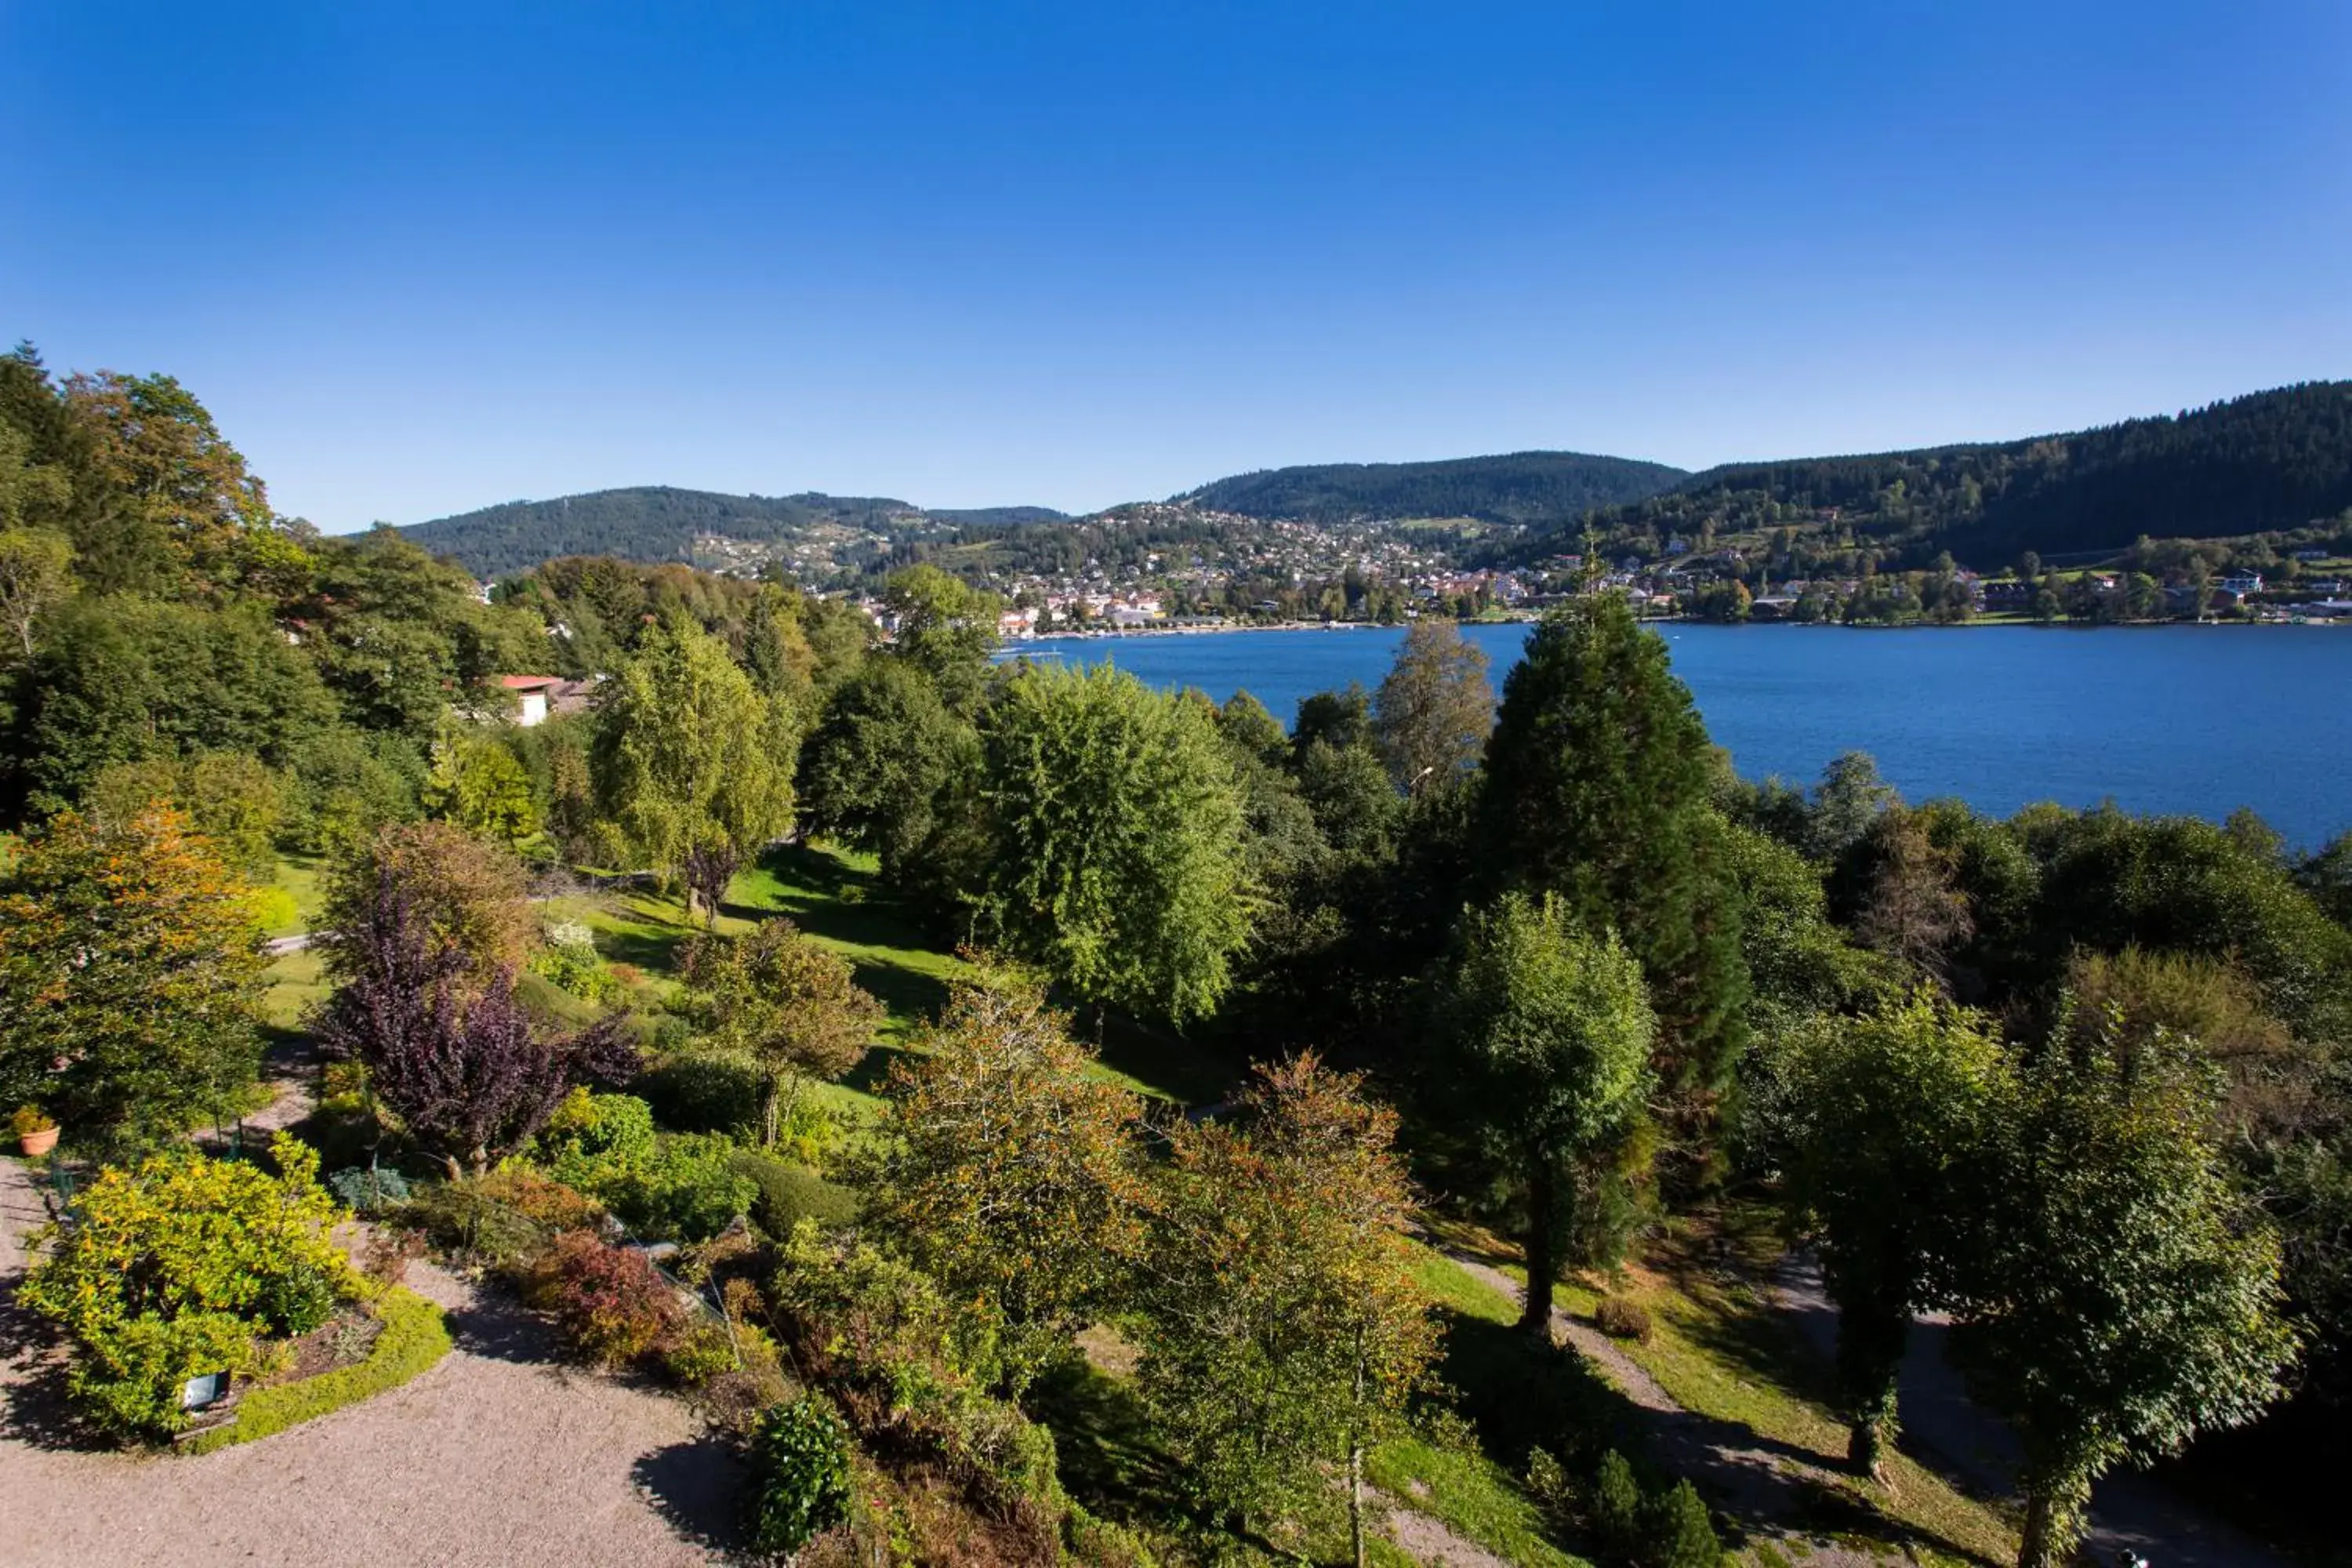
xmin=1590 ymin=1449 xmax=1643 ymax=1556
xmin=1481 ymin=595 xmax=1748 ymax=1102
xmin=1523 ymin=381 xmax=2352 ymax=571
xmin=798 ymin=656 xmax=975 ymax=880
xmin=636 ymin=1049 xmax=767 ymax=1139
xmin=1646 ymin=1480 xmax=1722 ymax=1568
xmin=328 ymin=1164 xmax=412 ymax=1214
xmin=731 ymin=1150 xmax=861 ymax=1236
xmin=746 ymin=1397 xmax=856 ymax=1557
xmin=1181 ymin=450 xmax=1686 ymax=525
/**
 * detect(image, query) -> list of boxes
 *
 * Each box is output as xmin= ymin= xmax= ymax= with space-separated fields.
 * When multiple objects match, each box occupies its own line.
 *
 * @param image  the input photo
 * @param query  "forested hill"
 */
xmin=404 ymin=486 xmax=1069 ymax=578
xmin=1179 ymin=450 xmax=1690 ymax=524
xmin=1523 ymin=381 xmax=2352 ymax=568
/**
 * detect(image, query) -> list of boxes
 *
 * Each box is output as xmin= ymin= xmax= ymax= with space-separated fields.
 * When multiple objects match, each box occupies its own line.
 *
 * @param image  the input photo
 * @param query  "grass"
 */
xmin=262 ymin=946 xmax=328 ymax=1032
xmin=1457 ymin=1209 xmax=2017 ymax=1566
xmin=263 ymin=853 xmax=328 ymax=938
xmin=179 ymin=1284 xmax=452 ymax=1455
xmin=1366 ymin=1439 xmax=1585 ymax=1568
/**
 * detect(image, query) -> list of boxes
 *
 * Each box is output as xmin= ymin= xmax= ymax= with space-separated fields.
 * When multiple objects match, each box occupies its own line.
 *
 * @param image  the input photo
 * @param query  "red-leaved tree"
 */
xmin=315 ymin=872 xmax=637 ymax=1177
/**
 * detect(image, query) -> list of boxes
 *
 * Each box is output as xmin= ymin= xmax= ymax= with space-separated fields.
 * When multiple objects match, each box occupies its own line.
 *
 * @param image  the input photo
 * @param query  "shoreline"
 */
xmin=996 ymin=614 xmax=2345 ymax=650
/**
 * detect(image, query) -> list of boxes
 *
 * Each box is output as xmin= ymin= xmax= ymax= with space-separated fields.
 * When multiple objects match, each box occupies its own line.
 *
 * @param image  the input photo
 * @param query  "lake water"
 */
xmin=1011 ymin=624 xmax=2352 ymax=849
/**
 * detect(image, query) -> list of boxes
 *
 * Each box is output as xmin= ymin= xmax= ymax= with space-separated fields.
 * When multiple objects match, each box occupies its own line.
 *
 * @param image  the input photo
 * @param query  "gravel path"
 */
xmin=0 ymin=1154 xmax=744 ymax=1568
xmin=1776 ymin=1253 xmax=2289 ymax=1568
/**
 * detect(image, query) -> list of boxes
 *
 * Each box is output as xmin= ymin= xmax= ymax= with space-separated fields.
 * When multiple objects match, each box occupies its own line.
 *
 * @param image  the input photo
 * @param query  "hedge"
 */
xmin=179 ymin=1286 xmax=452 ymax=1455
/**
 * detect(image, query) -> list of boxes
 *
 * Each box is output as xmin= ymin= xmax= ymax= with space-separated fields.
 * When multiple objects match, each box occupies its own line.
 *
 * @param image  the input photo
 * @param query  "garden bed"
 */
xmin=176 ymin=1286 xmax=451 ymax=1456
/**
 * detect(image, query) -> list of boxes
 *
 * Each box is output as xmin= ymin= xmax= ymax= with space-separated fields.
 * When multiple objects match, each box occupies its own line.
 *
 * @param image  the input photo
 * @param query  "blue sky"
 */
xmin=5 ymin=2 xmax=2347 ymax=530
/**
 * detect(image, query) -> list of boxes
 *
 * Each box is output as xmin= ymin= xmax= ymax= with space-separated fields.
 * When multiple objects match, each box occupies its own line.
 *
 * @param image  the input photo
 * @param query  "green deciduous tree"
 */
xmin=1480 ymin=595 xmax=1748 ymax=1110
xmin=1959 ymin=1023 xmax=2297 ymax=1567
xmin=0 ymin=526 xmax=73 ymax=661
xmin=0 ymin=805 xmax=266 ymax=1148
xmin=853 ymin=975 xmax=1146 ymax=1392
xmin=971 ymin=662 xmax=1250 ymax=1025
xmin=1436 ymin=893 xmax=1655 ymax=1332
xmin=1373 ymin=619 xmax=1495 ymax=796
xmin=797 ymin=656 xmax=975 ymax=879
xmin=1784 ymin=993 xmax=2006 ymax=1475
xmin=423 ymin=725 xmax=539 ymax=845
xmin=1137 ymin=1054 xmax=1437 ymax=1561
xmin=882 ymin=563 xmax=1000 ymax=711
xmin=680 ymin=918 xmax=882 ymax=1149
xmin=592 ymin=615 xmax=798 ymax=921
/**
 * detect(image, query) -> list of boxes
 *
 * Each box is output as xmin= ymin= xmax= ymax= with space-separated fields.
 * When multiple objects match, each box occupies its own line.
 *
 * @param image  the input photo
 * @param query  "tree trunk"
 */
xmin=2016 ymin=1462 xmax=2088 ymax=1568
xmin=1847 ymin=1413 xmax=1886 ymax=1483
xmin=1520 ymin=1156 xmax=1558 ymax=1336
xmin=1348 ymin=1329 xmax=1369 ymax=1568
xmin=1348 ymin=1435 xmax=1367 ymax=1568
xmin=761 ymin=1070 xmax=782 ymax=1150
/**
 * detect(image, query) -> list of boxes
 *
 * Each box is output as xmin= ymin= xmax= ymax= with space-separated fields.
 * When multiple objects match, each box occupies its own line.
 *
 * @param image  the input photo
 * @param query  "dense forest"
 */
xmin=403 ymin=485 xmax=1069 ymax=579
xmin=1519 ymin=381 xmax=2352 ymax=572
xmin=1181 ymin=451 xmax=1689 ymax=525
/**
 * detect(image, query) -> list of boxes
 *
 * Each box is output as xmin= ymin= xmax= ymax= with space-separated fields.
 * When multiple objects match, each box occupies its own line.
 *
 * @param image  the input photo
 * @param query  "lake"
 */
xmin=1009 ymin=623 xmax=2352 ymax=850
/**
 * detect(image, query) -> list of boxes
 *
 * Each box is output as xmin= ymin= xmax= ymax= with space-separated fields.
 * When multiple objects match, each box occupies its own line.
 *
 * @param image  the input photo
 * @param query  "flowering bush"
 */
xmin=17 ymin=1135 xmax=360 ymax=1440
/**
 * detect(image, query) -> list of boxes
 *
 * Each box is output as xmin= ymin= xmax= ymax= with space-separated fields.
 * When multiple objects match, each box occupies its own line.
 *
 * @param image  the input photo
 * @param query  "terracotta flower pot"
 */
xmin=18 ymin=1126 xmax=58 ymax=1157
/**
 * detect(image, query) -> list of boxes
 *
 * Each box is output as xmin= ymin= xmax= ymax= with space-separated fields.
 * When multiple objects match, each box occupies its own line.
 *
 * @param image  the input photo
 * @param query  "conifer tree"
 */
xmin=1480 ymin=595 xmax=1749 ymax=1108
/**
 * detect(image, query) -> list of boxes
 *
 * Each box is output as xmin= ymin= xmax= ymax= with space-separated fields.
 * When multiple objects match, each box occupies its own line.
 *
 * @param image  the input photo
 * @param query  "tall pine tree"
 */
xmin=1480 ymin=595 xmax=1748 ymax=1125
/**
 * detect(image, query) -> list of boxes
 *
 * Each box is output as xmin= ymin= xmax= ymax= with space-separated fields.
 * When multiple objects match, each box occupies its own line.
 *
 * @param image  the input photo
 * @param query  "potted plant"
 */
xmin=13 ymin=1105 xmax=59 ymax=1157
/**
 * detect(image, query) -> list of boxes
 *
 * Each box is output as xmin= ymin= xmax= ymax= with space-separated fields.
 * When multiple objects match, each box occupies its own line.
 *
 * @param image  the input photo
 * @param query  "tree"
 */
xmin=853 ymin=974 xmax=1147 ymax=1392
xmin=1806 ymin=751 xmax=1898 ymax=862
xmin=1783 ymin=993 xmax=2005 ymax=1475
xmin=881 ymin=563 xmax=1000 ymax=711
xmin=1436 ymin=894 xmax=1655 ymax=1333
xmin=424 ymin=726 xmax=539 ymax=845
xmin=1480 ymin=595 xmax=1748 ymax=1107
xmin=312 ymin=873 xmax=637 ymax=1177
xmin=86 ymin=751 xmax=287 ymax=880
xmin=797 ymin=656 xmax=975 ymax=878
xmin=680 ymin=918 xmax=882 ymax=1148
xmin=59 ymin=369 xmax=276 ymax=597
xmin=0 ymin=526 xmax=72 ymax=660
xmin=593 ymin=615 xmax=797 ymax=923
xmin=0 ymin=805 xmax=266 ymax=1148
xmin=1958 ymin=1024 xmax=2298 ymax=1567
xmin=1137 ymin=1054 xmax=1437 ymax=1562
xmin=321 ymin=818 xmax=537 ymax=982
xmin=1851 ymin=808 xmax=1975 ymax=982
xmin=1371 ymin=619 xmax=1495 ymax=796
xmin=971 ymin=662 xmax=1250 ymax=1025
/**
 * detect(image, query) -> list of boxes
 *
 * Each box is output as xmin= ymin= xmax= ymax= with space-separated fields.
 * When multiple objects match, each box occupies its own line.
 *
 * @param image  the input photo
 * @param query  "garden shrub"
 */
xmin=530 ymin=924 xmax=622 ymax=1004
xmin=1065 ymin=1501 xmax=1161 ymax=1568
xmin=1645 ymin=1479 xmax=1722 ymax=1568
xmin=746 ymin=1396 xmax=856 ymax=1557
xmin=662 ymin=1319 xmax=739 ymax=1388
xmin=328 ymin=1164 xmax=412 ymax=1214
xmin=16 ymin=1135 xmax=360 ymax=1441
xmin=635 ymin=1048 xmax=765 ymax=1139
xmin=177 ymin=1286 xmax=452 ymax=1455
xmin=1595 ymin=1294 xmax=1654 ymax=1344
xmin=525 ymin=1229 xmax=687 ymax=1368
xmin=732 ymin=1150 xmax=861 ymax=1237
xmin=398 ymin=1167 xmax=604 ymax=1271
xmin=764 ymin=1222 xmax=1065 ymax=1541
xmin=539 ymin=1090 xmax=756 ymax=1242
xmin=1591 ymin=1449 xmax=1643 ymax=1559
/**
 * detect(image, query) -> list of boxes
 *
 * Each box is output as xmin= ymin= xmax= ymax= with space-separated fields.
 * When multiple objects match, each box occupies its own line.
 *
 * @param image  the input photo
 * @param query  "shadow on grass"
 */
xmin=842 ymin=1042 xmax=921 ymax=1097
xmin=630 ymin=1435 xmax=748 ymax=1554
xmin=1025 ymin=1357 xmax=1191 ymax=1523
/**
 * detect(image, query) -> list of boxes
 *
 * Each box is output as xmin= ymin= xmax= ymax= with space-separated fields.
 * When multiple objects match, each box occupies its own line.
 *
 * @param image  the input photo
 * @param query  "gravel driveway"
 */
xmin=0 ymin=1155 xmax=744 ymax=1568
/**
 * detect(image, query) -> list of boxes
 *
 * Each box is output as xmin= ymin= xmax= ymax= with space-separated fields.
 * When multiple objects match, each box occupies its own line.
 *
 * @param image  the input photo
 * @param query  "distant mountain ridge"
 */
xmin=404 ymin=382 xmax=2352 ymax=579
xmin=403 ymin=486 xmax=1070 ymax=578
xmin=1178 ymin=450 xmax=1689 ymax=524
